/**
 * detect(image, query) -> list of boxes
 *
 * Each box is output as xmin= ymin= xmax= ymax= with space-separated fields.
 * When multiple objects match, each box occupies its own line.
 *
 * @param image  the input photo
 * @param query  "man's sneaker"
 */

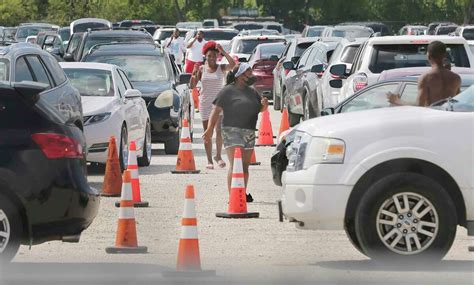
xmin=246 ymin=193 xmax=254 ymax=203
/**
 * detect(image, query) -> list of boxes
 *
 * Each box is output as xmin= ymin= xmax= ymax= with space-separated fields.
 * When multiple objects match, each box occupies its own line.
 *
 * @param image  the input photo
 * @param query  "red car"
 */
xmin=248 ymin=42 xmax=286 ymax=98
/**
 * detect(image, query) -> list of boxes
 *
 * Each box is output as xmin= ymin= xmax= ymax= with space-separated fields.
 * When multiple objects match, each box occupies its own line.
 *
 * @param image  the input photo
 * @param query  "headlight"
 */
xmin=84 ymin=112 xmax=111 ymax=125
xmin=287 ymin=131 xmax=345 ymax=172
xmin=154 ymin=90 xmax=173 ymax=108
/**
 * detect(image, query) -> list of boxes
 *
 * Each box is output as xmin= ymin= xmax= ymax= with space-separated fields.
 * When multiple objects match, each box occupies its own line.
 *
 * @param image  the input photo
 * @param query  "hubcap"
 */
xmin=146 ymin=123 xmax=152 ymax=161
xmin=376 ymin=192 xmax=439 ymax=255
xmin=0 ymin=210 xmax=10 ymax=254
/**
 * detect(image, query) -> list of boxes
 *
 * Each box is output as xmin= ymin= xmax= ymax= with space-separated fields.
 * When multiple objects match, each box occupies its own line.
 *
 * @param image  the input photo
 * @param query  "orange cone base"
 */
xmin=105 ymin=246 xmax=148 ymax=254
xmin=215 ymin=212 xmax=259 ymax=219
xmin=114 ymin=201 xmax=149 ymax=208
xmin=469 ymin=246 xmax=474 ymax=252
xmin=250 ymin=162 xmax=261 ymax=166
xmin=255 ymin=144 xmax=276 ymax=147
xmin=171 ymin=170 xmax=201 ymax=174
xmin=101 ymin=192 xmax=121 ymax=197
xmin=162 ymin=269 xmax=216 ymax=278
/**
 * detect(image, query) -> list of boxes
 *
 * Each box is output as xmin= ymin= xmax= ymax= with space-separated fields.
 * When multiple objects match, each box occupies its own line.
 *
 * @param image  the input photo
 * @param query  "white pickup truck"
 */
xmin=280 ymin=86 xmax=474 ymax=261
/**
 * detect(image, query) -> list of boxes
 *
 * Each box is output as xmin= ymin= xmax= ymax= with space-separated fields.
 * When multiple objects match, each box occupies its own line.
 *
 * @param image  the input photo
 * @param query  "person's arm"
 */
xmin=186 ymin=36 xmax=197 ymax=49
xmin=202 ymin=105 xmax=223 ymax=143
xmin=216 ymin=44 xmax=235 ymax=71
xmin=190 ymin=65 xmax=202 ymax=89
xmin=166 ymin=37 xmax=172 ymax=48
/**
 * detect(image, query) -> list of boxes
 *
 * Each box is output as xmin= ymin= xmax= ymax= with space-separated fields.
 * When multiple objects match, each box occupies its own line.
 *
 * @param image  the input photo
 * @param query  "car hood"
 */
xmin=81 ymin=96 xmax=115 ymax=116
xmin=132 ymin=81 xmax=172 ymax=98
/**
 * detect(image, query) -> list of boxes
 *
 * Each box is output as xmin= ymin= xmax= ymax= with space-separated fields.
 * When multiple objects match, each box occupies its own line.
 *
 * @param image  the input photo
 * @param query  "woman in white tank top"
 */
xmin=190 ymin=41 xmax=235 ymax=169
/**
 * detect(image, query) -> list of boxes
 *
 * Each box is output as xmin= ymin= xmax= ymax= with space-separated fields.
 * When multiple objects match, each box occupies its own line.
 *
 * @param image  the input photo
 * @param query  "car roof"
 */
xmin=236 ymin=35 xmax=285 ymax=40
xmin=379 ymin=67 xmax=474 ymax=81
xmin=59 ymin=62 xmax=116 ymax=71
xmin=198 ymin=27 xmax=238 ymax=32
xmin=366 ymin=35 xmax=468 ymax=44
xmin=256 ymin=42 xmax=286 ymax=49
xmin=0 ymin=43 xmax=44 ymax=58
xmin=85 ymin=30 xmax=151 ymax=37
xmin=294 ymin=37 xmax=320 ymax=44
xmin=87 ymin=43 xmax=162 ymax=56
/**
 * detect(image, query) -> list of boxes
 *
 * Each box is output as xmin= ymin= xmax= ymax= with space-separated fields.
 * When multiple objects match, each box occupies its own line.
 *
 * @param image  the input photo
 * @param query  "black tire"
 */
xmin=344 ymin=220 xmax=365 ymax=256
xmin=118 ymin=125 xmax=128 ymax=172
xmin=288 ymin=110 xmax=301 ymax=127
xmin=164 ymin=131 xmax=180 ymax=155
xmin=137 ymin=121 xmax=152 ymax=167
xmin=303 ymin=91 xmax=318 ymax=120
xmin=0 ymin=193 xmax=22 ymax=263
xmin=354 ymin=172 xmax=457 ymax=263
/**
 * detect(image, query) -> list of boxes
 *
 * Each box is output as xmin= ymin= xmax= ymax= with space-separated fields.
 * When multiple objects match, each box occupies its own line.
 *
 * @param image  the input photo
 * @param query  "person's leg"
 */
xmin=225 ymin=147 xmax=236 ymax=194
xmin=242 ymin=149 xmax=253 ymax=188
xmin=202 ymin=120 xmax=213 ymax=166
xmin=214 ymin=116 xmax=225 ymax=167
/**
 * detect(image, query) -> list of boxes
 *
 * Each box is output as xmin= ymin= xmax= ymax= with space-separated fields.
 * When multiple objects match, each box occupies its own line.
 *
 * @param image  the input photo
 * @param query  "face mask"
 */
xmin=245 ymin=76 xmax=257 ymax=86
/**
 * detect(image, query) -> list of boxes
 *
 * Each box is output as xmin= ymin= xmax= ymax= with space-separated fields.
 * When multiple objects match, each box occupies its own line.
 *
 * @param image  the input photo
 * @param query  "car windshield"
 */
xmin=0 ymin=59 xmax=10 ymax=82
xmin=88 ymin=55 xmax=168 ymax=82
xmin=203 ymin=31 xmax=238 ymax=40
xmin=16 ymin=26 xmax=53 ymax=40
xmin=260 ymin=44 xmax=285 ymax=59
xmin=431 ymin=85 xmax=474 ymax=112
xmin=369 ymin=44 xmax=470 ymax=73
xmin=59 ymin=29 xmax=70 ymax=41
xmin=73 ymin=22 xmax=109 ymax=33
xmin=307 ymin=27 xmax=324 ymax=37
xmin=436 ymin=26 xmax=457 ymax=35
xmin=462 ymin=28 xmax=474 ymax=40
xmin=84 ymin=36 xmax=153 ymax=53
xmin=236 ymin=38 xmax=285 ymax=54
xmin=3 ymin=29 xmax=17 ymax=41
xmin=63 ymin=68 xmax=114 ymax=97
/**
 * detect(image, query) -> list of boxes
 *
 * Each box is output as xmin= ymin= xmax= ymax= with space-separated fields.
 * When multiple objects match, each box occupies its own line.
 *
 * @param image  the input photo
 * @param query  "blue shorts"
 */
xmin=221 ymin=126 xmax=256 ymax=150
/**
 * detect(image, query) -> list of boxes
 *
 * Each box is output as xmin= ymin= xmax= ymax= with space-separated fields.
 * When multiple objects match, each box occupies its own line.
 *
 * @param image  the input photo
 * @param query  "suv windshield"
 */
xmin=0 ymin=59 xmax=10 ymax=81
xmin=203 ymin=31 xmax=239 ymax=40
xmin=236 ymin=38 xmax=285 ymax=54
xmin=64 ymin=68 xmax=114 ymax=97
xmin=369 ymin=44 xmax=470 ymax=73
xmin=462 ymin=28 xmax=474 ymax=40
xmin=88 ymin=55 xmax=168 ymax=82
xmin=84 ymin=36 xmax=153 ymax=54
xmin=16 ymin=26 xmax=53 ymax=41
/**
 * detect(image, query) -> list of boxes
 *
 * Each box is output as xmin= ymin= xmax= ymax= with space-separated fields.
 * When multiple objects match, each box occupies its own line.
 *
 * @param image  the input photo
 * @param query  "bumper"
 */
xmin=271 ymin=140 xmax=288 ymax=186
xmin=84 ymin=122 xmax=120 ymax=163
xmin=254 ymin=77 xmax=274 ymax=98
xmin=144 ymin=98 xmax=180 ymax=142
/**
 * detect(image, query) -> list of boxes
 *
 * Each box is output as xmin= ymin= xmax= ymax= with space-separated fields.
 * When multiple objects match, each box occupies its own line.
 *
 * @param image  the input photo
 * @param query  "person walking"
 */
xmin=185 ymin=30 xmax=207 ymax=73
xmin=190 ymin=41 xmax=236 ymax=169
xmin=203 ymin=63 xmax=269 ymax=202
xmin=164 ymin=28 xmax=185 ymax=71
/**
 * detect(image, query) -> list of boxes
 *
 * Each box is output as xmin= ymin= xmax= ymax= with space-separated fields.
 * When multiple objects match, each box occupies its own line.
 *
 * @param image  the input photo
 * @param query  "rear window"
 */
xmin=369 ymin=44 xmax=470 ymax=73
xmin=234 ymin=24 xmax=264 ymax=31
xmin=295 ymin=42 xmax=314 ymax=57
xmin=0 ymin=59 xmax=10 ymax=81
xmin=266 ymin=25 xmax=282 ymax=33
xmin=84 ymin=36 xmax=153 ymax=52
xmin=462 ymin=28 xmax=474 ymax=40
xmin=73 ymin=22 xmax=109 ymax=33
xmin=436 ymin=26 xmax=457 ymax=35
xmin=236 ymin=38 xmax=285 ymax=54
xmin=63 ymin=68 xmax=114 ymax=97
xmin=157 ymin=30 xmax=187 ymax=40
xmin=340 ymin=45 xmax=360 ymax=63
xmin=306 ymin=27 xmax=324 ymax=37
xmin=260 ymin=44 xmax=285 ymax=58
xmin=203 ymin=31 xmax=238 ymax=41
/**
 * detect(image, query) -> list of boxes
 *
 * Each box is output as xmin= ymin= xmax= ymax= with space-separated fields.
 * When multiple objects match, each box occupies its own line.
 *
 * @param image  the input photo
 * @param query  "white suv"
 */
xmin=280 ymin=90 xmax=474 ymax=261
xmin=335 ymin=35 xmax=474 ymax=104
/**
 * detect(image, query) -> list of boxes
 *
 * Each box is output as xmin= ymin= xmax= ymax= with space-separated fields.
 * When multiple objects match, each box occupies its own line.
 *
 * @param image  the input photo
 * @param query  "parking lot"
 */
xmin=3 ymin=110 xmax=473 ymax=284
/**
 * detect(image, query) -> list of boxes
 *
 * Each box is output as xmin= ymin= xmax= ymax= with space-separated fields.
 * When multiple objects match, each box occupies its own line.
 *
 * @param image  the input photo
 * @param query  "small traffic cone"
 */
xmin=249 ymin=149 xmax=261 ymax=166
xmin=162 ymin=185 xmax=216 ymax=278
xmin=216 ymin=148 xmax=259 ymax=219
xmin=101 ymin=136 xmax=122 ymax=197
xmin=106 ymin=170 xmax=148 ymax=254
xmin=192 ymin=87 xmax=200 ymax=111
xmin=115 ymin=141 xmax=149 ymax=208
xmin=256 ymin=109 xmax=276 ymax=147
xmin=278 ymin=108 xmax=290 ymax=137
xmin=171 ymin=120 xmax=200 ymax=174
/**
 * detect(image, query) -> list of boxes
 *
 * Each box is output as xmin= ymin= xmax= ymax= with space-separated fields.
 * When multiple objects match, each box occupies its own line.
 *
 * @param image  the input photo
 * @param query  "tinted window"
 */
xmin=67 ymin=33 xmax=83 ymax=54
xmin=266 ymin=25 xmax=282 ymax=33
xmin=0 ymin=59 xmax=10 ymax=81
xmin=341 ymin=83 xmax=399 ymax=113
xmin=15 ymin=57 xmax=34 ymax=82
xmin=234 ymin=24 xmax=264 ymax=31
xmin=436 ymin=26 xmax=457 ymax=35
xmin=295 ymin=42 xmax=314 ymax=57
xmin=462 ymin=28 xmax=474 ymax=40
xmin=26 ymin=56 xmax=51 ymax=87
xmin=118 ymin=69 xmax=133 ymax=90
xmin=16 ymin=26 xmax=54 ymax=40
xmin=203 ymin=31 xmax=238 ymax=40
xmin=235 ymin=38 xmax=285 ymax=54
xmin=42 ymin=54 xmax=67 ymax=85
xmin=59 ymin=28 xmax=70 ymax=42
xmin=340 ymin=45 xmax=360 ymax=63
xmin=64 ymin=68 xmax=114 ymax=97
xmin=73 ymin=22 xmax=110 ymax=33
xmin=156 ymin=30 xmax=173 ymax=41
xmin=306 ymin=27 xmax=324 ymax=37
xmin=260 ymin=44 xmax=285 ymax=58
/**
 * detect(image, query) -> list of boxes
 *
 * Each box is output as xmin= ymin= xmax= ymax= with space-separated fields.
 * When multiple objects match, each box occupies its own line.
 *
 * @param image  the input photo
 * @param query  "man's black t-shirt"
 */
xmin=213 ymin=84 xmax=262 ymax=130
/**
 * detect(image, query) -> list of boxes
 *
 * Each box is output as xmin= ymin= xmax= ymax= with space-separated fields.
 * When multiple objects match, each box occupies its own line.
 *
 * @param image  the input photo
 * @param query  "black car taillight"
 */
xmin=31 ymin=133 xmax=83 ymax=159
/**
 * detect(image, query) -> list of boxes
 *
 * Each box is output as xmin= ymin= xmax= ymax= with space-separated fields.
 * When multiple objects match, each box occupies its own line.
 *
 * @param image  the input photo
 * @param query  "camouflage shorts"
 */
xmin=221 ymin=126 xmax=256 ymax=150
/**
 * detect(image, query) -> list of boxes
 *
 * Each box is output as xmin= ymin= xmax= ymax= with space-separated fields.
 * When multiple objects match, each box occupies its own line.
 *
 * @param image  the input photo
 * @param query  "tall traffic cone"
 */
xmin=256 ymin=109 xmax=276 ymax=147
xmin=101 ymin=136 xmax=122 ymax=197
xmin=106 ymin=170 xmax=148 ymax=254
xmin=192 ymin=87 xmax=200 ymax=111
xmin=278 ymin=108 xmax=290 ymax=137
xmin=216 ymin=148 xmax=259 ymax=219
xmin=249 ymin=149 xmax=261 ymax=166
xmin=162 ymin=185 xmax=216 ymax=278
xmin=115 ymin=141 xmax=149 ymax=208
xmin=171 ymin=119 xmax=200 ymax=174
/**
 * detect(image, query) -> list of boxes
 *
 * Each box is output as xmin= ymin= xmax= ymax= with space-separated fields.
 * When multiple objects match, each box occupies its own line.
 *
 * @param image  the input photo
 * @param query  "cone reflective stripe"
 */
xmin=278 ymin=108 xmax=290 ymax=137
xmin=101 ymin=136 xmax=122 ymax=197
xmin=256 ymin=110 xmax=276 ymax=147
xmin=115 ymin=141 xmax=149 ymax=208
xmin=106 ymin=170 xmax=147 ymax=254
xmin=171 ymin=120 xmax=200 ymax=174
xmin=216 ymin=148 xmax=259 ymax=219
xmin=249 ymin=149 xmax=261 ymax=166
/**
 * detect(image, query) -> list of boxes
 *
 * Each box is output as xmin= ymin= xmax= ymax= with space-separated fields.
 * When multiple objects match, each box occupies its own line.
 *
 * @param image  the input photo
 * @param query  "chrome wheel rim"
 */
xmin=0 ymin=210 xmax=10 ymax=254
xmin=145 ymin=123 xmax=152 ymax=161
xmin=376 ymin=192 xmax=439 ymax=255
xmin=121 ymin=129 xmax=128 ymax=168
xmin=304 ymin=95 xmax=310 ymax=120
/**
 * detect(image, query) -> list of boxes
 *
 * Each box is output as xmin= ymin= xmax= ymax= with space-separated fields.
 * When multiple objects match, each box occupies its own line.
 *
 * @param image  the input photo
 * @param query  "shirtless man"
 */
xmin=388 ymin=41 xmax=461 ymax=106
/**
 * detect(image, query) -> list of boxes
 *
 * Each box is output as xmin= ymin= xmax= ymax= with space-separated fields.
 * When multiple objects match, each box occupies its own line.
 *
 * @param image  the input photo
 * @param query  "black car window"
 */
xmin=203 ymin=31 xmax=238 ymax=41
xmin=41 ymin=54 xmax=67 ymax=85
xmin=15 ymin=57 xmax=34 ymax=82
xmin=295 ymin=42 xmax=314 ymax=57
xmin=462 ymin=28 xmax=474 ymax=40
xmin=341 ymin=83 xmax=399 ymax=113
xmin=118 ymin=69 xmax=133 ymax=90
xmin=25 ymin=56 xmax=51 ymax=88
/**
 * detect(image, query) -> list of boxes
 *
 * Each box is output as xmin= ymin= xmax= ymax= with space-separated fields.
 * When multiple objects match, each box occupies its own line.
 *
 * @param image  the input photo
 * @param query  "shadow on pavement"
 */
xmin=313 ymin=259 xmax=474 ymax=272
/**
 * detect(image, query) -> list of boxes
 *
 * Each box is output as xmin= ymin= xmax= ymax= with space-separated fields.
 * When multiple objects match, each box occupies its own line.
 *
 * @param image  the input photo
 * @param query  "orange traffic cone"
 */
xmin=115 ymin=141 xmax=149 ymax=208
xmin=278 ymin=108 xmax=290 ymax=137
xmin=101 ymin=136 xmax=122 ymax=197
xmin=249 ymin=149 xmax=261 ymax=166
xmin=192 ymin=87 xmax=200 ymax=111
xmin=256 ymin=109 xmax=276 ymax=147
xmin=216 ymin=148 xmax=259 ymax=219
xmin=171 ymin=120 xmax=200 ymax=174
xmin=162 ymin=185 xmax=215 ymax=278
xmin=106 ymin=170 xmax=148 ymax=254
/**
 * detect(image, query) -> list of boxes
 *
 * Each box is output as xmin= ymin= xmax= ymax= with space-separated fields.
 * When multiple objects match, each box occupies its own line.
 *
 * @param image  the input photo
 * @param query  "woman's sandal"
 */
xmin=206 ymin=163 xmax=214 ymax=170
xmin=214 ymin=157 xmax=226 ymax=168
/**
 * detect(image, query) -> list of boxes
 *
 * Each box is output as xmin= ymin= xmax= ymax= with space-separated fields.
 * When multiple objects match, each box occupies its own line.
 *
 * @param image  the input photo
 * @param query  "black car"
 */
xmin=0 ymin=43 xmax=83 ymax=129
xmin=0 ymin=81 xmax=100 ymax=262
xmin=338 ymin=21 xmax=391 ymax=36
xmin=82 ymin=43 xmax=192 ymax=154
xmin=64 ymin=29 xmax=154 ymax=62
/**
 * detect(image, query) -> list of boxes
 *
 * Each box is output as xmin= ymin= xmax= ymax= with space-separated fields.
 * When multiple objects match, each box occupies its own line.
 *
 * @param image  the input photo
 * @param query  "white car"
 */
xmin=280 ymin=87 xmax=474 ymax=261
xmin=228 ymin=35 xmax=286 ymax=63
xmin=60 ymin=62 xmax=152 ymax=170
xmin=335 ymin=35 xmax=474 ymax=105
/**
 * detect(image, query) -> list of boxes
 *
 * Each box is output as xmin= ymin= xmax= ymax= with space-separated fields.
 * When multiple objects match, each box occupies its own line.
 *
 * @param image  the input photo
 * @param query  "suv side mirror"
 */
xmin=311 ymin=64 xmax=324 ymax=73
xmin=321 ymin=107 xmax=335 ymax=116
xmin=178 ymin=73 xmax=192 ymax=85
xmin=329 ymin=64 xmax=347 ymax=78
xmin=124 ymin=89 xmax=142 ymax=98
xmin=329 ymin=79 xmax=343 ymax=88
xmin=282 ymin=61 xmax=294 ymax=70
xmin=63 ymin=53 xmax=74 ymax=62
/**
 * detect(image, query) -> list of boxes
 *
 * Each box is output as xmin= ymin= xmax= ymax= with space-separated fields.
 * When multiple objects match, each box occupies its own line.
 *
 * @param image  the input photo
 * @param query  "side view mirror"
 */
xmin=329 ymin=79 xmax=343 ymax=89
xmin=282 ymin=61 xmax=294 ymax=70
xmin=321 ymin=107 xmax=335 ymax=116
xmin=124 ymin=89 xmax=142 ymax=98
xmin=238 ymin=57 xmax=248 ymax=63
xmin=269 ymin=55 xmax=279 ymax=62
xmin=63 ymin=53 xmax=74 ymax=62
xmin=290 ymin=56 xmax=300 ymax=64
xmin=329 ymin=64 xmax=347 ymax=78
xmin=311 ymin=64 xmax=324 ymax=73
xmin=178 ymin=73 xmax=192 ymax=85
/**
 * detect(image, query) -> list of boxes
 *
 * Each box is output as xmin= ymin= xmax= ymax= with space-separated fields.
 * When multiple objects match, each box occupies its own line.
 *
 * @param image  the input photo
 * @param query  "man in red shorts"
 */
xmin=185 ymin=30 xmax=207 ymax=73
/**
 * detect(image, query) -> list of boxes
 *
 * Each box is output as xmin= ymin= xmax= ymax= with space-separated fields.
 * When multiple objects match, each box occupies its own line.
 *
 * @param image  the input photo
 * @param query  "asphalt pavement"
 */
xmin=3 ymin=108 xmax=473 ymax=285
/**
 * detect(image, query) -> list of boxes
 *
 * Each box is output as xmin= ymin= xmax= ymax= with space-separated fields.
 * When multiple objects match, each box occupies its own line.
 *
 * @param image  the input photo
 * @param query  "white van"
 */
xmin=70 ymin=18 xmax=112 ymax=34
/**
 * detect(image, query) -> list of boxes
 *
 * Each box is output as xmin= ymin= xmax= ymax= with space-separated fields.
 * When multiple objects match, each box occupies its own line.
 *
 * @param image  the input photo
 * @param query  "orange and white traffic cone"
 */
xmin=256 ymin=109 xmax=276 ymax=147
xmin=192 ymin=87 xmax=200 ymax=112
xmin=216 ymin=148 xmax=259 ymax=219
xmin=106 ymin=170 xmax=148 ymax=254
xmin=278 ymin=108 xmax=290 ymax=138
xmin=171 ymin=120 xmax=200 ymax=174
xmin=163 ymin=185 xmax=215 ymax=278
xmin=249 ymin=149 xmax=261 ymax=166
xmin=115 ymin=141 xmax=149 ymax=208
xmin=101 ymin=136 xmax=122 ymax=197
